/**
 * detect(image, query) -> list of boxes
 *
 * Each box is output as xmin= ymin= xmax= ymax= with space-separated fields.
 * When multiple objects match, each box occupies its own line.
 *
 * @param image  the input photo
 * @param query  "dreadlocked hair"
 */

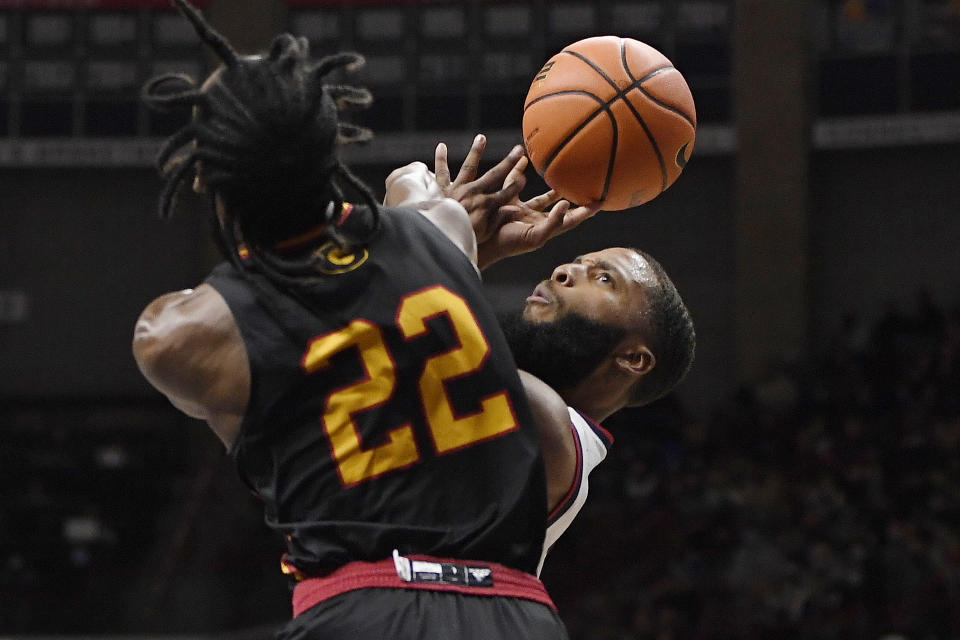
xmin=142 ymin=0 xmax=378 ymax=263
xmin=142 ymin=0 xmax=381 ymax=342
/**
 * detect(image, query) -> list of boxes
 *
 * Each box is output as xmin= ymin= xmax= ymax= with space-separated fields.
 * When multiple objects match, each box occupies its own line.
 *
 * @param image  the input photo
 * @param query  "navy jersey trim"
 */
xmin=581 ymin=411 xmax=614 ymax=447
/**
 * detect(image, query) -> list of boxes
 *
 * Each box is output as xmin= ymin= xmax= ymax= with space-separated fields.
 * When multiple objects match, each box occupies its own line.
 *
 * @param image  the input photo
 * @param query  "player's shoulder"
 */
xmin=140 ymin=282 xmax=231 ymax=323
xmin=132 ymin=282 xmax=248 ymax=431
xmin=518 ymin=370 xmax=569 ymax=416
xmin=133 ymin=283 xmax=236 ymax=359
xmin=518 ymin=370 xmax=572 ymax=443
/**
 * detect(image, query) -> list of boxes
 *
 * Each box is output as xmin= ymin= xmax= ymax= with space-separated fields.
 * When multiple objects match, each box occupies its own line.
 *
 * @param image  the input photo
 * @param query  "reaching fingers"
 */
xmin=454 ymin=134 xmax=487 ymax=186
xmin=559 ymin=203 xmax=600 ymax=231
xmin=434 ymin=143 xmax=451 ymax=189
xmin=503 ymin=156 xmax=529 ymax=191
xmin=472 ymin=144 xmax=526 ymax=193
xmin=534 ymin=200 xmax=570 ymax=240
xmin=473 ymin=184 xmax=526 ymax=220
xmin=477 ymin=206 xmax=511 ymax=237
xmin=523 ymin=189 xmax=561 ymax=213
xmin=489 ymin=170 xmax=527 ymax=207
xmin=503 ymin=199 xmax=569 ymax=252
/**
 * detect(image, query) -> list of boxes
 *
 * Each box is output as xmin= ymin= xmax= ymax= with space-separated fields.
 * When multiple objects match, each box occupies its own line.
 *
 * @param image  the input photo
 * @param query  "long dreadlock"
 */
xmin=142 ymin=0 xmax=380 ymax=338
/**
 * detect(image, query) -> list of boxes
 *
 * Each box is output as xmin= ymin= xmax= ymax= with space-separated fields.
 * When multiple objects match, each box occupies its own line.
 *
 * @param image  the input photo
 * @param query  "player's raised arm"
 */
xmin=483 ymin=159 xmax=601 ymax=270
xmin=434 ymin=136 xmax=530 ymax=243
xmin=480 ymin=187 xmax=600 ymax=271
xmin=428 ymin=136 xmax=599 ymax=270
xmin=384 ymin=160 xmax=480 ymax=271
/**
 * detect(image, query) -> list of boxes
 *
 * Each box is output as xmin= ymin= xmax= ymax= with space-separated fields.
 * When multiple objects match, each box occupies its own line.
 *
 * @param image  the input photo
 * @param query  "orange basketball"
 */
xmin=522 ymin=36 xmax=697 ymax=211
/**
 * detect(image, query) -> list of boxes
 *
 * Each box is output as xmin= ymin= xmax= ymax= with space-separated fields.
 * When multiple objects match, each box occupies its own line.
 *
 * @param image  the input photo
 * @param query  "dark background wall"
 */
xmin=0 ymin=168 xmax=209 ymax=397
xmin=809 ymin=144 xmax=960 ymax=344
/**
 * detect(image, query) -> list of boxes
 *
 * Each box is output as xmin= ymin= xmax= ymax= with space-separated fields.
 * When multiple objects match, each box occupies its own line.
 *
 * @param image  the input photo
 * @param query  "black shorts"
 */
xmin=274 ymin=587 xmax=569 ymax=640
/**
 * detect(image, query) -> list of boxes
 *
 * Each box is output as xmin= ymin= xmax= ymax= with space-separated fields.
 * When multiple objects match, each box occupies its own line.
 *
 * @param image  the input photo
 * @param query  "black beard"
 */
xmin=499 ymin=310 xmax=626 ymax=393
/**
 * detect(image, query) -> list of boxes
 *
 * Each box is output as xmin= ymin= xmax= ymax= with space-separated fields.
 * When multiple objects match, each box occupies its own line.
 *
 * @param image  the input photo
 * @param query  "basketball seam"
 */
xmin=624 ymin=53 xmax=697 ymax=128
xmin=524 ymin=89 xmax=602 ymax=112
xmin=561 ymin=46 xmax=687 ymax=198
xmin=618 ymin=39 xmax=668 ymax=193
xmin=530 ymin=90 xmax=617 ymax=203
xmin=561 ymin=50 xmax=624 ymax=198
xmin=561 ymin=50 xmax=622 ymax=95
xmin=525 ymin=63 xmax=680 ymax=110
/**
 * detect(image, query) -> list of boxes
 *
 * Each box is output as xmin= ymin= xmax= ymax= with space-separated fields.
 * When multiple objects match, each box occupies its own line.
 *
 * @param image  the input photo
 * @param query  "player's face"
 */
xmin=523 ymin=247 xmax=655 ymax=329
xmin=500 ymin=308 xmax=626 ymax=393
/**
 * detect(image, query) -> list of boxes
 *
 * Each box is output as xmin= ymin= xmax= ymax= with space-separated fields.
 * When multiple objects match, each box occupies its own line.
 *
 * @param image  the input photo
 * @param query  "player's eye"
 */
xmin=597 ymin=272 xmax=613 ymax=284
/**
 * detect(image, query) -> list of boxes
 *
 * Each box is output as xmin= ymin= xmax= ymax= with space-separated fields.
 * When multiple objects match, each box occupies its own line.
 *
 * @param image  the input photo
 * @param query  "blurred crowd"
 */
xmin=0 ymin=403 xmax=289 ymax=634
xmin=2 ymin=289 xmax=959 ymax=638
xmin=544 ymin=289 xmax=960 ymax=639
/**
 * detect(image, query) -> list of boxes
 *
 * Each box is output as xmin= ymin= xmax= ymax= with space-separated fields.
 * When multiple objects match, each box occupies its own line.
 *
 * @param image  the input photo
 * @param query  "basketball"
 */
xmin=522 ymin=36 xmax=697 ymax=211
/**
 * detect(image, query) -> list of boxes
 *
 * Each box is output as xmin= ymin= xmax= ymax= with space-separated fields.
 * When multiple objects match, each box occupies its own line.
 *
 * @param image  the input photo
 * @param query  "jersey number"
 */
xmin=302 ymin=286 xmax=517 ymax=486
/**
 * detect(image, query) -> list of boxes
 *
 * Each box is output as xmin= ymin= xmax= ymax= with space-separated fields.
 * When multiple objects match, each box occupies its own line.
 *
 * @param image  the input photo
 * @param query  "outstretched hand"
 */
xmin=434 ymin=135 xmax=528 ymax=245
xmin=477 ymin=181 xmax=599 ymax=270
xmin=435 ymin=135 xmax=601 ymax=270
xmin=477 ymin=155 xmax=600 ymax=270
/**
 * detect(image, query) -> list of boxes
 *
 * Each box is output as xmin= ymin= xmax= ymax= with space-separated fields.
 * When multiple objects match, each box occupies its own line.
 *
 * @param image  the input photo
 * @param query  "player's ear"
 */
xmin=614 ymin=342 xmax=655 ymax=378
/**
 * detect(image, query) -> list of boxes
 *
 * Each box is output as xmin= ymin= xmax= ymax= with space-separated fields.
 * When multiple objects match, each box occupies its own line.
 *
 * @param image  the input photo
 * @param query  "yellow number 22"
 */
xmin=302 ymin=286 xmax=517 ymax=486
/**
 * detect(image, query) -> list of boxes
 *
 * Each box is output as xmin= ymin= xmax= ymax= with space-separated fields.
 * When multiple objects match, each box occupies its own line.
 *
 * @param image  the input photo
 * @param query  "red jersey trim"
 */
xmin=272 ymin=223 xmax=328 ymax=252
xmin=291 ymin=554 xmax=556 ymax=617
xmin=337 ymin=202 xmax=355 ymax=226
xmin=234 ymin=202 xmax=357 ymax=260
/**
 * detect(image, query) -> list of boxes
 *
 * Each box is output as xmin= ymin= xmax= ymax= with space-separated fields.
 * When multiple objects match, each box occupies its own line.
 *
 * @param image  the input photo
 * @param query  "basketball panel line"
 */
xmin=617 ymin=39 xmax=669 ymax=192
xmin=535 ymin=98 xmax=617 ymax=204
xmin=561 ymin=50 xmax=625 ymax=95
xmin=524 ymin=89 xmax=609 ymax=113
xmin=621 ymin=43 xmax=697 ymax=127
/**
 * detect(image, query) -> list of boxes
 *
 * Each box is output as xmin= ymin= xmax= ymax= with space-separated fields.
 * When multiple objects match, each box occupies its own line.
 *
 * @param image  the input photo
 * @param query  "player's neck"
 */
xmin=560 ymin=381 xmax=623 ymax=423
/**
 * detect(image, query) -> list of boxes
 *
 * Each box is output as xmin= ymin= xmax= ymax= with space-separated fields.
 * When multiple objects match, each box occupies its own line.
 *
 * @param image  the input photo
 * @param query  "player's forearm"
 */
xmin=384 ymin=161 xmax=481 ymax=275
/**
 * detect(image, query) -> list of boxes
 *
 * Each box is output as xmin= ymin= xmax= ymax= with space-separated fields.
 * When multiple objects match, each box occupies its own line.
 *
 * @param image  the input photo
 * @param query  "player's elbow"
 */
xmin=131 ymin=303 xmax=184 ymax=392
xmin=132 ymin=313 xmax=168 ymax=385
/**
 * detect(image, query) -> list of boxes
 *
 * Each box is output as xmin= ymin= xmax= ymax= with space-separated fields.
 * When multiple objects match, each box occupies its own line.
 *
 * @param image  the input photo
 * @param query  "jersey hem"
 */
xmin=291 ymin=554 xmax=557 ymax=617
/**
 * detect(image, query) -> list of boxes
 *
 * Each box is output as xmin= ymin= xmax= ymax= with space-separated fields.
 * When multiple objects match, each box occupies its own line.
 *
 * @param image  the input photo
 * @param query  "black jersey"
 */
xmin=205 ymin=205 xmax=546 ymax=577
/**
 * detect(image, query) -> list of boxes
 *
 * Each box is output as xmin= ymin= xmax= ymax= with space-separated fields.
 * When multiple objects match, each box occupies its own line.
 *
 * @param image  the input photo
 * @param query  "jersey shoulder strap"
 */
xmin=537 ymin=408 xmax=613 ymax=576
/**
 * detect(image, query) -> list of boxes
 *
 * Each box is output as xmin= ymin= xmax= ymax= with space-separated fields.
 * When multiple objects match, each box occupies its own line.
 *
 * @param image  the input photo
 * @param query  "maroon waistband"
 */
xmin=291 ymin=553 xmax=556 ymax=617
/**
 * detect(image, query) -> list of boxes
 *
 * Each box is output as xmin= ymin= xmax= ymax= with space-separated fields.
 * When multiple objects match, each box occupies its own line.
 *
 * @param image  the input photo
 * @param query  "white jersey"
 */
xmin=537 ymin=407 xmax=614 ymax=576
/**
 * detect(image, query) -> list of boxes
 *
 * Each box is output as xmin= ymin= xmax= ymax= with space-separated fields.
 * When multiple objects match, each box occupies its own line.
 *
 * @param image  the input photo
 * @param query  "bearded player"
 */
xmin=389 ymin=140 xmax=695 ymax=574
